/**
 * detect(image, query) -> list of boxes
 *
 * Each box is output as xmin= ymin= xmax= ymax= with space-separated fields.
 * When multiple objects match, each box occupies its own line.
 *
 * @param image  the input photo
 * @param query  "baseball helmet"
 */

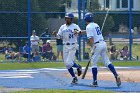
xmin=65 ymin=12 xmax=74 ymax=19
xmin=84 ymin=12 xmax=93 ymax=22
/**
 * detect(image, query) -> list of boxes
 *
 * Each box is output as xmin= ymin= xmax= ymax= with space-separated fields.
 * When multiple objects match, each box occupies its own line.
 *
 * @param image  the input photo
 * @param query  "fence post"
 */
xmin=78 ymin=0 xmax=81 ymax=61
xmin=28 ymin=0 xmax=31 ymax=62
xmin=129 ymin=0 xmax=133 ymax=60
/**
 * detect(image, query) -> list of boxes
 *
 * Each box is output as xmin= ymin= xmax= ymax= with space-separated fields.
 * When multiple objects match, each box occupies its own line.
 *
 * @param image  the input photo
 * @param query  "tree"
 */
xmin=38 ymin=0 xmax=66 ymax=18
xmin=0 ymin=0 xmax=66 ymax=47
xmin=86 ymin=0 xmax=115 ymax=36
xmin=87 ymin=0 xmax=100 ymax=12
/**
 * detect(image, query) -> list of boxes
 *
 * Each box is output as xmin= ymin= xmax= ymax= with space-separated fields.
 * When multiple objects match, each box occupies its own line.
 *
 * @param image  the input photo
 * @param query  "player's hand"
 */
xmin=52 ymin=31 xmax=57 ymax=36
xmin=74 ymin=29 xmax=81 ymax=35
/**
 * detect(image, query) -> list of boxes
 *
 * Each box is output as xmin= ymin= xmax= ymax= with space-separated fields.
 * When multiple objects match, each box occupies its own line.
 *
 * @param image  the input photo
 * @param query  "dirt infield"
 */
xmin=65 ymin=69 xmax=140 ymax=82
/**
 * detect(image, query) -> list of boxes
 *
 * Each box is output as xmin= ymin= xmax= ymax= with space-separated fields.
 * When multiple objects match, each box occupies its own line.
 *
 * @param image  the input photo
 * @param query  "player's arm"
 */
xmin=52 ymin=31 xmax=57 ymax=37
xmin=73 ymin=25 xmax=86 ymax=35
xmin=56 ymin=25 xmax=64 ymax=39
xmin=86 ymin=26 xmax=95 ymax=48
xmin=74 ymin=29 xmax=86 ymax=35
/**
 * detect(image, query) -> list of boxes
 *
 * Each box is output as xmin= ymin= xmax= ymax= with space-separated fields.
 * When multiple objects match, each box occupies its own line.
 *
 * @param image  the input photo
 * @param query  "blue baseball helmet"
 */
xmin=65 ymin=12 xmax=74 ymax=19
xmin=84 ymin=13 xmax=93 ymax=22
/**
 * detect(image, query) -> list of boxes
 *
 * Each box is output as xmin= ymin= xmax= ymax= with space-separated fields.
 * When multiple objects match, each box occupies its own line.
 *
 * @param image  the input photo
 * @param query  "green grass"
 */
xmin=10 ymin=89 xmax=115 ymax=93
xmin=0 ymin=62 xmax=64 ymax=70
xmin=0 ymin=61 xmax=140 ymax=70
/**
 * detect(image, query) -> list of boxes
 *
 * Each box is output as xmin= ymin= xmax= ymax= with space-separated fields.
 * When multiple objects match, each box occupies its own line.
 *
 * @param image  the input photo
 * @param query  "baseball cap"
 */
xmin=32 ymin=30 xmax=36 ymax=33
xmin=47 ymin=40 xmax=51 ymax=43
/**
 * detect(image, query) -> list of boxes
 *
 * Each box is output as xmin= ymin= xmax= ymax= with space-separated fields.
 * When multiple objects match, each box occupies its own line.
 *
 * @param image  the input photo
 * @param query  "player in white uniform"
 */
xmin=84 ymin=13 xmax=121 ymax=87
xmin=57 ymin=12 xmax=82 ymax=84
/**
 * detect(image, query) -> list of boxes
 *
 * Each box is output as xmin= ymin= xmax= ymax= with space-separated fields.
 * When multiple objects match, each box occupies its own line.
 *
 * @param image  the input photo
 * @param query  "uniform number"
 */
xmin=69 ymin=34 xmax=74 ymax=38
xmin=95 ymin=27 xmax=101 ymax=35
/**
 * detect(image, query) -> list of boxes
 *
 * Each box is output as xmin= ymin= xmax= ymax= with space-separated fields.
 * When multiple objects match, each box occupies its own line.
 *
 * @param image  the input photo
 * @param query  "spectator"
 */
xmin=120 ymin=45 xmax=129 ymax=60
xmin=109 ymin=44 xmax=119 ymax=60
xmin=42 ymin=40 xmax=55 ymax=60
xmin=22 ymin=43 xmax=33 ymax=59
xmin=30 ymin=30 xmax=40 ymax=56
xmin=52 ymin=31 xmax=63 ymax=60
xmin=33 ymin=51 xmax=41 ymax=62
xmin=56 ymin=38 xmax=63 ymax=60
xmin=3 ymin=46 xmax=8 ymax=53
xmin=5 ymin=46 xmax=20 ymax=60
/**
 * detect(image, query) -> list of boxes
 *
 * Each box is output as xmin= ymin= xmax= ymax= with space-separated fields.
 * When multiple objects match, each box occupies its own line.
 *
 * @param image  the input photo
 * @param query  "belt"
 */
xmin=94 ymin=40 xmax=104 ymax=44
xmin=64 ymin=43 xmax=75 ymax=45
xmin=94 ymin=41 xmax=99 ymax=44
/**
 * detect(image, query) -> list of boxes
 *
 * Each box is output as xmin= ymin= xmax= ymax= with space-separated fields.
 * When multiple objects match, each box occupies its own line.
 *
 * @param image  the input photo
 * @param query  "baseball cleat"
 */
xmin=90 ymin=80 xmax=98 ymax=87
xmin=77 ymin=64 xmax=82 ymax=76
xmin=71 ymin=77 xmax=78 ymax=84
xmin=92 ymin=80 xmax=98 ymax=87
xmin=115 ymin=75 xmax=121 ymax=87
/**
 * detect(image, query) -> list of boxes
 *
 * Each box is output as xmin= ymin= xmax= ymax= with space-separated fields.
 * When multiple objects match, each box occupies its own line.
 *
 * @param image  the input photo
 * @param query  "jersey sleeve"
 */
xmin=86 ymin=25 xmax=94 ymax=39
xmin=57 ymin=25 xmax=63 ymax=39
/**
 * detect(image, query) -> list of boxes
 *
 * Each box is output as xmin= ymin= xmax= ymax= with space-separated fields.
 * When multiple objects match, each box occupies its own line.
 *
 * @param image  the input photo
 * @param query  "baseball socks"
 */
xmin=108 ymin=64 xmax=121 ymax=87
xmin=72 ymin=63 xmax=82 ymax=76
xmin=68 ymin=67 xmax=78 ymax=84
xmin=68 ymin=67 xmax=75 ymax=77
xmin=72 ymin=62 xmax=79 ymax=68
xmin=108 ymin=64 xmax=118 ymax=77
xmin=92 ymin=68 xmax=98 ymax=87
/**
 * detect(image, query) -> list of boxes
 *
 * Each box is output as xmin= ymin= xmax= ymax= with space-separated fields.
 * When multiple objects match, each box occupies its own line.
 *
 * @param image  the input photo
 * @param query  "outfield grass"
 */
xmin=0 ymin=61 xmax=139 ymax=70
xmin=10 ymin=89 xmax=115 ymax=93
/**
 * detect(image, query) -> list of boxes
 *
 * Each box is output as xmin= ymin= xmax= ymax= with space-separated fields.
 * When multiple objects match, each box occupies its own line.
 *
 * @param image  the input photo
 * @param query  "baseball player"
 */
xmin=82 ymin=13 xmax=121 ymax=87
xmin=57 ymin=12 xmax=82 ymax=84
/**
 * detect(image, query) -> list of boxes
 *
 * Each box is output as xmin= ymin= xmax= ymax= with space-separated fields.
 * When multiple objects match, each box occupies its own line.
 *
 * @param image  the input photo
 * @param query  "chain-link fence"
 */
xmin=0 ymin=0 xmax=139 ymax=62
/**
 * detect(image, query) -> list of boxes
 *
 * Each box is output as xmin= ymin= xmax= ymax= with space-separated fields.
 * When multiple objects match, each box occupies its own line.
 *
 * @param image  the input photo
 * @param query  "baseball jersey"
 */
xmin=86 ymin=22 xmax=104 ymax=43
xmin=57 ymin=23 xmax=81 ymax=44
xmin=30 ymin=35 xmax=39 ymax=45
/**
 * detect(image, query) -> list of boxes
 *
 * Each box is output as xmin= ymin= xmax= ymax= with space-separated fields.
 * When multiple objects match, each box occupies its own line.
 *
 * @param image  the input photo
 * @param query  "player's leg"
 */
xmin=63 ymin=47 xmax=77 ymax=84
xmin=101 ymin=42 xmax=121 ymax=87
xmin=66 ymin=48 xmax=82 ymax=76
xmin=101 ymin=43 xmax=118 ymax=76
xmin=68 ymin=48 xmax=82 ymax=76
xmin=90 ymin=46 xmax=101 ymax=87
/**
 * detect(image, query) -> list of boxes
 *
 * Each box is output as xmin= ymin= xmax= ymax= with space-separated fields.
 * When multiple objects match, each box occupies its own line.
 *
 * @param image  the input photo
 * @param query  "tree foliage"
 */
xmin=0 ymin=0 xmax=66 ymax=37
xmin=86 ymin=0 xmax=115 ymax=36
xmin=0 ymin=0 xmax=66 ymax=47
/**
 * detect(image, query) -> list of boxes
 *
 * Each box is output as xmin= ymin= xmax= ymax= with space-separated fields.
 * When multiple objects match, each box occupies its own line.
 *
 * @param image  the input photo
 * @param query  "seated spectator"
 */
xmin=3 ymin=46 xmax=8 ymax=53
xmin=33 ymin=51 xmax=41 ymax=62
xmin=120 ymin=45 xmax=129 ymax=60
xmin=5 ymin=46 xmax=20 ymax=60
xmin=109 ymin=44 xmax=119 ymax=60
xmin=42 ymin=40 xmax=55 ymax=60
xmin=22 ymin=43 xmax=33 ymax=59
